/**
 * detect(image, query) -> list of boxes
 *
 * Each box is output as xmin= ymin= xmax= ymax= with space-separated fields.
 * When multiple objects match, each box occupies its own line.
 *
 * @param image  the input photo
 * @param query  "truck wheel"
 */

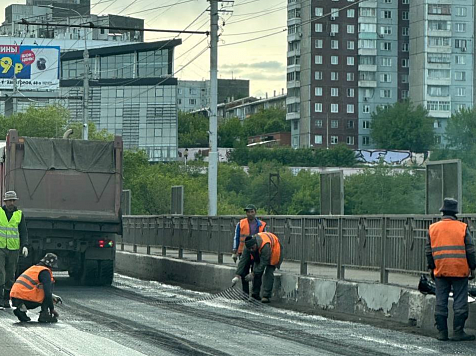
xmin=98 ymin=260 xmax=114 ymax=286
xmin=80 ymin=260 xmax=99 ymax=286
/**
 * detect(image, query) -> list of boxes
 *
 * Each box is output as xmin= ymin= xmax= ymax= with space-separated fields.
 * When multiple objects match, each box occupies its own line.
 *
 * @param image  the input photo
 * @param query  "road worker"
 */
xmin=231 ymin=204 xmax=267 ymax=296
xmin=232 ymin=232 xmax=283 ymax=303
xmin=426 ymin=198 xmax=476 ymax=341
xmin=10 ymin=253 xmax=61 ymax=323
xmin=0 ymin=191 xmax=28 ymax=309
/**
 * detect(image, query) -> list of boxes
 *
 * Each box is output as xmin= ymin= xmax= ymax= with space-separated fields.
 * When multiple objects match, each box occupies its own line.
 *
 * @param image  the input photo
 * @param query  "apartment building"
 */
xmin=409 ymin=0 xmax=474 ymax=145
xmin=287 ymin=0 xmax=410 ymax=149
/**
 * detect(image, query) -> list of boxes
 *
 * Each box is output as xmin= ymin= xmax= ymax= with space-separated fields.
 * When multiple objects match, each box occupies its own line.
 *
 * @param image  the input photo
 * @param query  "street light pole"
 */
xmin=39 ymin=5 xmax=89 ymax=140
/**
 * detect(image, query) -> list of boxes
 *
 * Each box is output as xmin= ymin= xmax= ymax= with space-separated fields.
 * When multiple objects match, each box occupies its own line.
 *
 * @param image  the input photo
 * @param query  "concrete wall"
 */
xmin=116 ymin=251 xmax=476 ymax=333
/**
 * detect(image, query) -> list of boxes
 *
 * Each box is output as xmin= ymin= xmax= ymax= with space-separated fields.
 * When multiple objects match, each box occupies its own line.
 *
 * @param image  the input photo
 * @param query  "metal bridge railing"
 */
xmin=119 ymin=214 xmax=476 ymax=283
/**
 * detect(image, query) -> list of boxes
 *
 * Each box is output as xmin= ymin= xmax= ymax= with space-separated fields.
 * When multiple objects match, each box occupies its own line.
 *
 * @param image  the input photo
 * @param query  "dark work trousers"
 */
xmin=252 ymin=265 xmax=276 ymax=298
xmin=11 ymin=297 xmax=48 ymax=312
xmin=0 ymin=249 xmax=20 ymax=298
xmin=239 ymin=258 xmax=253 ymax=296
xmin=435 ymin=277 xmax=469 ymax=321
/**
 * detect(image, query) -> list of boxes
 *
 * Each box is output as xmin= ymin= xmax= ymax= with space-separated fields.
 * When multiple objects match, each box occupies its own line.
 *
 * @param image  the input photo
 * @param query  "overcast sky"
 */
xmin=2 ymin=0 xmax=287 ymax=98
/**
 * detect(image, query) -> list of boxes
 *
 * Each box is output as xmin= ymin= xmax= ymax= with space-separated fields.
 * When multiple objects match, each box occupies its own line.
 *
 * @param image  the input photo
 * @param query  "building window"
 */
xmin=315 ymin=87 xmax=323 ymax=96
xmin=315 ymin=23 xmax=323 ymax=32
xmin=331 ymin=40 xmax=339 ymax=49
xmin=381 ymin=42 xmax=392 ymax=51
xmin=315 ymin=71 xmax=323 ymax=80
xmin=363 ymin=105 xmax=370 ymax=113
xmin=455 ymin=39 xmax=467 ymax=49
xmin=331 ymin=24 xmax=339 ymax=33
xmin=331 ymin=56 xmax=338 ymax=65
xmin=363 ymin=120 xmax=370 ymax=129
xmin=347 ymin=73 xmax=354 ymax=81
xmin=434 ymin=120 xmax=442 ymax=128
xmin=402 ymin=27 xmax=409 ymax=36
xmin=455 ymin=71 xmax=466 ymax=81
xmin=347 ymin=88 xmax=355 ymax=97
xmin=457 ymin=104 xmax=466 ymax=111
xmin=331 ymin=120 xmax=339 ymax=128
xmin=315 ymin=39 xmax=323 ymax=48
xmin=347 ymin=104 xmax=354 ymax=113
xmin=116 ymin=89 xmax=124 ymax=97
xmin=177 ymin=99 xmax=182 ymax=105
xmin=402 ymin=11 xmax=408 ymax=20
xmin=331 ymin=87 xmax=339 ymax=97
xmin=315 ymin=120 xmax=323 ymax=128
xmin=315 ymin=103 xmax=323 ymax=112
xmin=347 ymin=25 xmax=355 ymax=34
xmin=402 ymin=58 xmax=409 ymax=67
xmin=382 ymin=10 xmax=392 ymax=18
xmin=435 ymin=135 xmax=442 ymax=144
xmin=401 ymin=74 xmax=409 ymax=83
xmin=457 ymin=87 xmax=466 ymax=96
xmin=402 ymin=0 xmax=409 ymax=3
xmin=346 ymin=136 xmax=355 ymax=145
xmin=189 ymin=99 xmax=197 ymax=105
xmin=402 ymin=43 xmax=409 ymax=52
xmin=381 ymin=26 xmax=392 ymax=35
xmin=347 ymin=9 xmax=355 ymax=17
xmin=331 ymin=72 xmax=339 ymax=81
xmin=347 ymin=120 xmax=355 ymax=129
xmin=315 ymin=55 xmax=323 ymax=64
xmin=331 ymin=104 xmax=339 ymax=113
xmin=347 ymin=41 xmax=355 ymax=50
xmin=362 ymin=136 xmax=370 ymax=145
xmin=331 ymin=8 xmax=339 ymax=17
xmin=315 ymin=7 xmax=323 ymax=16
xmin=115 ymin=108 xmax=123 ymax=117
xmin=456 ymin=7 xmax=467 ymax=17
xmin=401 ymin=90 xmax=409 ymax=99
xmin=380 ymin=73 xmax=392 ymax=82
xmin=456 ymin=23 xmax=466 ymax=32
xmin=315 ymin=135 xmax=323 ymax=144
xmin=382 ymin=58 xmax=392 ymax=66
xmin=347 ymin=57 xmax=354 ymax=65
xmin=380 ymin=89 xmax=391 ymax=98
xmin=331 ymin=136 xmax=339 ymax=144
xmin=456 ymin=56 xmax=465 ymax=65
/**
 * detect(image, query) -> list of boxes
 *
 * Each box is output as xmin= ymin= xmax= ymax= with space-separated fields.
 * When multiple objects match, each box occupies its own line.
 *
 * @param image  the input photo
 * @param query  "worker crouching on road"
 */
xmin=426 ymin=198 xmax=476 ymax=341
xmin=232 ymin=232 xmax=283 ymax=303
xmin=10 ymin=253 xmax=61 ymax=323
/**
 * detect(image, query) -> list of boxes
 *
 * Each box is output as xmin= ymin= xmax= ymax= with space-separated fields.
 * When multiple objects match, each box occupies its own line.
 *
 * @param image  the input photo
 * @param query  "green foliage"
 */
xmin=0 ymin=105 xmax=69 ymax=139
xmin=68 ymin=121 xmax=115 ymax=141
xmin=444 ymin=107 xmax=476 ymax=151
xmin=178 ymin=111 xmax=208 ymax=148
xmin=218 ymin=117 xmax=245 ymax=148
xmin=344 ymin=163 xmax=425 ymax=214
xmin=229 ymin=145 xmax=357 ymax=167
xmin=370 ymin=101 xmax=434 ymax=152
xmin=242 ymin=107 xmax=288 ymax=137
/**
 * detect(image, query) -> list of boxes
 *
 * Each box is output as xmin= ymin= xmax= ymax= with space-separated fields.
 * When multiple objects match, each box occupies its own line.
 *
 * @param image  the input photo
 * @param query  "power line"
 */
xmin=125 ymin=0 xmax=198 ymax=16
xmin=219 ymin=28 xmax=286 ymax=47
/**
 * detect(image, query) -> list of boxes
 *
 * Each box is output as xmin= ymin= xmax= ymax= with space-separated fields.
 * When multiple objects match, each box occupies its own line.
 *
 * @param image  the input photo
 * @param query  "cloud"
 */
xmin=245 ymin=72 xmax=285 ymax=81
xmin=220 ymin=61 xmax=285 ymax=71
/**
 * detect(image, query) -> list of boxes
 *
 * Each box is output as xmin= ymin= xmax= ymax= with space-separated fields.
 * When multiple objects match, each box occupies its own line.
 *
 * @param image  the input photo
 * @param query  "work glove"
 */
xmin=244 ymin=273 xmax=254 ymax=282
xmin=52 ymin=294 xmax=63 ymax=305
xmin=470 ymin=270 xmax=475 ymax=281
xmin=50 ymin=309 xmax=59 ymax=318
xmin=231 ymin=276 xmax=240 ymax=287
xmin=21 ymin=247 xmax=28 ymax=258
xmin=429 ymin=269 xmax=435 ymax=281
xmin=231 ymin=253 xmax=237 ymax=263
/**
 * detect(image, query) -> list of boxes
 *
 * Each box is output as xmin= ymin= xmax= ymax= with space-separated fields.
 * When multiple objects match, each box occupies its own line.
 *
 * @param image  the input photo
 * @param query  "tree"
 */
xmin=0 ymin=105 xmax=69 ymax=139
xmin=243 ymin=107 xmax=288 ymax=137
xmin=67 ymin=121 xmax=115 ymax=141
xmin=178 ymin=111 xmax=208 ymax=148
xmin=444 ymin=107 xmax=476 ymax=151
xmin=370 ymin=101 xmax=434 ymax=152
xmin=218 ymin=117 xmax=245 ymax=148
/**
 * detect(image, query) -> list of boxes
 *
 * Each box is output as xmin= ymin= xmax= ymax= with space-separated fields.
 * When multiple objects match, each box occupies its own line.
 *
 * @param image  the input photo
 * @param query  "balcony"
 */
xmin=286 ymin=96 xmax=300 ymax=105
xmin=287 ymin=33 xmax=301 ymax=42
xmin=358 ymin=48 xmax=377 ymax=56
xmin=287 ymin=80 xmax=300 ymax=89
xmin=427 ymin=78 xmax=451 ymax=86
xmin=358 ymin=64 xmax=377 ymax=72
xmin=358 ymin=80 xmax=377 ymax=88
xmin=427 ymin=30 xmax=452 ymax=37
xmin=286 ymin=112 xmax=300 ymax=121
xmin=287 ymin=49 xmax=301 ymax=57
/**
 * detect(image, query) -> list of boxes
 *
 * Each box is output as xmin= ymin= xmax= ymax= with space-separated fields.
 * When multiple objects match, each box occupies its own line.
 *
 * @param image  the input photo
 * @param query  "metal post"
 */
xmin=300 ymin=218 xmax=308 ymax=275
xmin=208 ymin=0 xmax=218 ymax=216
xmin=380 ymin=217 xmax=388 ymax=283
xmin=337 ymin=218 xmax=344 ymax=280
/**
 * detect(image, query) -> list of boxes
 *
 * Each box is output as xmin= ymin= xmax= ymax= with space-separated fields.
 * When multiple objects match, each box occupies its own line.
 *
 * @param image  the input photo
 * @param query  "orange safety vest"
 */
xmin=429 ymin=219 xmax=470 ymax=278
xmin=237 ymin=218 xmax=266 ymax=254
xmin=257 ymin=232 xmax=281 ymax=266
xmin=10 ymin=265 xmax=54 ymax=303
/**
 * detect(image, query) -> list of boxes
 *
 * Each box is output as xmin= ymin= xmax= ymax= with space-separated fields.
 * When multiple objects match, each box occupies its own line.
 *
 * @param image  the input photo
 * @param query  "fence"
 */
xmin=120 ymin=215 xmax=476 ymax=283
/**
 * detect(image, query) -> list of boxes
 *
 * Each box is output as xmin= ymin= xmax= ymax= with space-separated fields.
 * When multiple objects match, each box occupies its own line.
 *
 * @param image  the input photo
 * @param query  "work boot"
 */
xmin=451 ymin=314 xmax=475 ymax=341
xmin=2 ymin=300 xmax=10 ymax=309
xmin=38 ymin=311 xmax=58 ymax=323
xmin=249 ymin=294 xmax=261 ymax=302
xmin=435 ymin=315 xmax=449 ymax=341
xmin=261 ymin=297 xmax=270 ymax=304
xmin=13 ymin=308 xmax=30 ymax=322
xmin=3 ymin=289 xmax=10 ymax=309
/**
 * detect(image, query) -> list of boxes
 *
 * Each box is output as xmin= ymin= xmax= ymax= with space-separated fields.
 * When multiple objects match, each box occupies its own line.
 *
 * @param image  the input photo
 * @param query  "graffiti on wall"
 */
xmin=355 ymin=150 xmax=428 ymax=166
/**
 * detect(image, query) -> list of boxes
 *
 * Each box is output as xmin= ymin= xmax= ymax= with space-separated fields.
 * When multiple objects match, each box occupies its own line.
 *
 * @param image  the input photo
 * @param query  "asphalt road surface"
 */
xmin=0 ymin=273 xmax=475 ymax=356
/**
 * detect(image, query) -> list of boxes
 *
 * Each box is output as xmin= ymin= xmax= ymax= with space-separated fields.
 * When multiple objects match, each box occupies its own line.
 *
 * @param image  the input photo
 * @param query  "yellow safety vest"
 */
xmin=0 ymin=209 xmax=22 ymax=250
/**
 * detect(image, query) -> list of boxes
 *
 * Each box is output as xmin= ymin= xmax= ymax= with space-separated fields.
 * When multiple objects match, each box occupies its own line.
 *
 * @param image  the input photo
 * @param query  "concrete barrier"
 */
xmin=116 ymin=251 xmax=476 ymax=334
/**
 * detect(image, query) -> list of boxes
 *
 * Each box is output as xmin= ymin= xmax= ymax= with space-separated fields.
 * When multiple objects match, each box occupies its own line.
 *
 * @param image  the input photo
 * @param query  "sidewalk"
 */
xmin=120 ymin=244 xmax=421 ymax=288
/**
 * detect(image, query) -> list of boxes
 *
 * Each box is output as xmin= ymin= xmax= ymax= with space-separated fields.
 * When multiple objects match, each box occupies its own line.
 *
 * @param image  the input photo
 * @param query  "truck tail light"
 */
xmin=98 ymin=239 xmax=114 ymax=248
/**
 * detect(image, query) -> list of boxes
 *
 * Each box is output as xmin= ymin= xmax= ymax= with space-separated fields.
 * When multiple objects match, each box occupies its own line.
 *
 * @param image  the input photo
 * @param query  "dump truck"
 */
xmin=0 ymin=129 xmax=123 ymax=285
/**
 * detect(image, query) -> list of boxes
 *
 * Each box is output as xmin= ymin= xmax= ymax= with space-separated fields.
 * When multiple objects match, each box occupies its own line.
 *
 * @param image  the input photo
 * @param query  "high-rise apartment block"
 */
xmin=287 ymin=0 xmax=424 ymax=149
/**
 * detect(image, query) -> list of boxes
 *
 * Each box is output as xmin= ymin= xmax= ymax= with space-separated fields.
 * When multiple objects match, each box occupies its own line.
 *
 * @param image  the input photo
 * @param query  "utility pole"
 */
xmin=208 ymin=0 xmax=219 ymax=216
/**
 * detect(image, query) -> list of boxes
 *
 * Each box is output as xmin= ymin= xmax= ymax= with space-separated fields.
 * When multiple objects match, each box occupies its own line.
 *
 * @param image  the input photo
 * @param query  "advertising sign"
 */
xmin=0 ymin=45 xmax=60 ymax=90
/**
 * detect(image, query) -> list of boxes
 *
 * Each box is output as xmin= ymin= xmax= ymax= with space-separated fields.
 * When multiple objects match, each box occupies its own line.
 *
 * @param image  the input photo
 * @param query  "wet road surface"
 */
xmin=1 ymin=273 xmax=475 ymax=356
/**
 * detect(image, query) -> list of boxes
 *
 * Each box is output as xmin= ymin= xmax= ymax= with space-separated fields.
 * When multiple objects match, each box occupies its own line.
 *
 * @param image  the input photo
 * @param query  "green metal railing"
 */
xmin=120 ymin=214 xmax=476 ymax=283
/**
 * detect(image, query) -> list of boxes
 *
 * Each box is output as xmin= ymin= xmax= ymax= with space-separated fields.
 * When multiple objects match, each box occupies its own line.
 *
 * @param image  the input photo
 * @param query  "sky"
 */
xmin=1 ymin=0 xmax=288 ymax=98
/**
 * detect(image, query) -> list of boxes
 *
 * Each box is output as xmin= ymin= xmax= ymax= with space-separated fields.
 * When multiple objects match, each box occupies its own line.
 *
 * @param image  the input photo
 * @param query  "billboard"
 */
xmin=425 ymin=159 xmax=462 ymax=214
xmin=320 ymin=170 xmax=344 ymax=215
xmin=0 ymin=45 xmax=60 ymax=90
